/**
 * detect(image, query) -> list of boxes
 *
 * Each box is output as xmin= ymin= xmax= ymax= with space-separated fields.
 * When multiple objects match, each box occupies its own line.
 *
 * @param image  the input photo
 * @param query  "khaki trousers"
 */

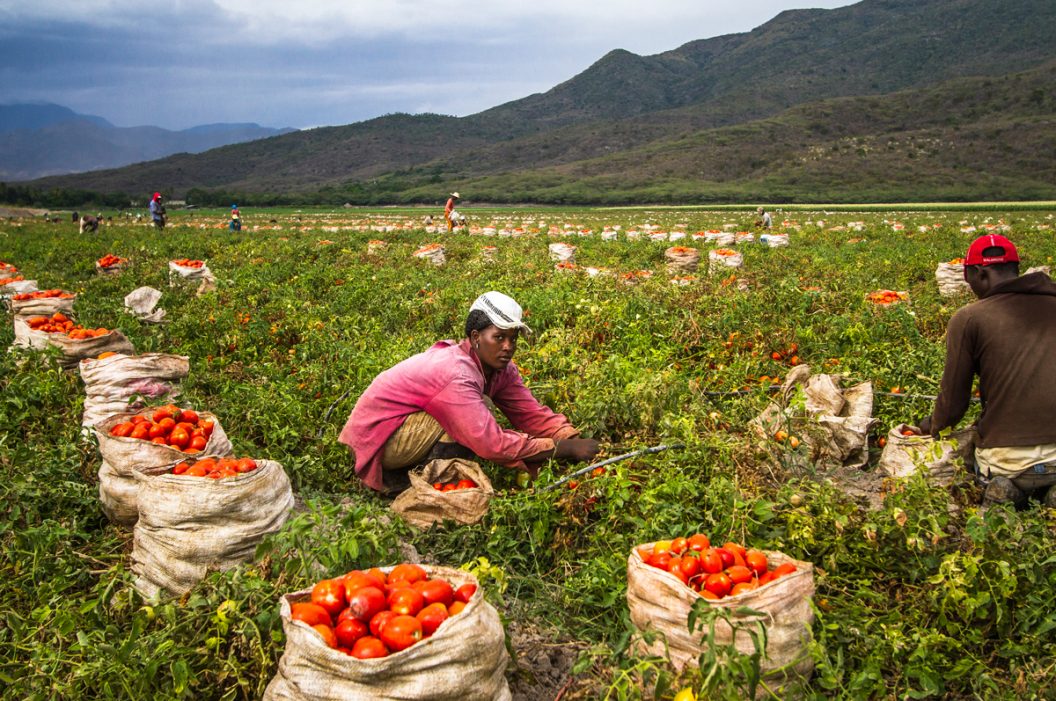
xmin=381 ymin=412 xmax=450 ymax=471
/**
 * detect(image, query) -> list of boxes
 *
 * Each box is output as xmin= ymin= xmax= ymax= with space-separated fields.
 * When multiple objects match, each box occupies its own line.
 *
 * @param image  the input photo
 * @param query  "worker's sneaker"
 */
xmin=1044 ymin=485 xmax=1056 ymax=509
xmin=982 ymin=476 xmax=1025 ymax=507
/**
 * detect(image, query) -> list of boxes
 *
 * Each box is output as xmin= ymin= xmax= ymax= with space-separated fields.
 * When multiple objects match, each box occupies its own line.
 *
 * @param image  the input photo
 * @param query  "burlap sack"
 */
xmin=708 ymin=249 xmax=743 ymax=273
xmin=627 ymin=545 xmax=814 ymax=684
xmin=168 ymin=261 xmax=217 ymax=294
xmin=759 ymin=234 xmax=789 ymax=248
xmin=14 ymin=322 xmax=135 ymax=368
xmin=94 ymin=410 xmax=232 ymax=525
xmin=132 ymin=459 xmax=294 ymax=597
xmin=934 ymin=262 xmax=970 ymax=297
xmin=79 ymin=353 xmax=190 ymax=428
xmin=703 ymin=232 xmax=735 ymax=246
xmin=480 ymin=246 xmax=498 ymax=262
xmin=548 ymin=243 xmax=576 ymax=263
xmin=263 ymin=565 xmax=511 ymax=701
xmin=751 ymin=365 xmax=876 ymax=470
xmin=390 ymin=459 xmax=495 ymax=529
xmin=9 ymin=292 xmax=76 ymax=318
xmin=664 ymin=247 xmax=701 ymax=274
xmin=878 ymin=424 xmax=975 ymax=486
xmin=0 ymin=279 xmax=38 ymax=297
xmin=124 ymin=286 xmax=167 ymax=323
xmin=414 ymin=245 xmax=446 ymax=266
xmin=1025 ymin=265 xmax=1051 ymax=277
xmin=96 ymin=262 xmax=127 ymax=275
xmin=98 ymin=460 xmax=139 ymax=527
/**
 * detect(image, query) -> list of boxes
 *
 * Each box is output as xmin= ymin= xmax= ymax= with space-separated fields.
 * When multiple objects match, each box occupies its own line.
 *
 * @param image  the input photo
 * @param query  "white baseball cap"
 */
xmin=470 ymin=291 xmax=532 ymax=334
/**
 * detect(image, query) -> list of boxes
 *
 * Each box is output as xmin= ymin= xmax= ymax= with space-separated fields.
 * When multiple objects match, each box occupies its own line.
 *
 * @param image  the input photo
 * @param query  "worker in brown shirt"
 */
xmin=919 ymin=234 xmax=1056 ymax=507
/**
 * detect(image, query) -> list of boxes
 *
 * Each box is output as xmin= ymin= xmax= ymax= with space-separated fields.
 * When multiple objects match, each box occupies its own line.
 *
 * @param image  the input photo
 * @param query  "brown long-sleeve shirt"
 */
xmin=930 ymin=272 xmax=1056 ymax=448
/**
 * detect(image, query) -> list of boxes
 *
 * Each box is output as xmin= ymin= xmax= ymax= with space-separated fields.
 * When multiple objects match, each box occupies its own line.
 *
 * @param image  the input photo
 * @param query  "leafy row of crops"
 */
xmin=1 ymin=207 xmax=1054 ymax=699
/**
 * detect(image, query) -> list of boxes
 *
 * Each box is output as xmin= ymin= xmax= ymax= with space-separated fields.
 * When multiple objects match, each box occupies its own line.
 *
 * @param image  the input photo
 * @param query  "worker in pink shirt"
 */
xmin=339 ymin=291 xmax=600 ymax=493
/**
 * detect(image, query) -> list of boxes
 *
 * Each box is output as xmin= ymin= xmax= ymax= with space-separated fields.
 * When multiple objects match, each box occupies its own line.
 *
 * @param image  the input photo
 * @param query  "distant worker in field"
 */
xmin=755 ymin=206 xmax=773 ymax=229
xmin=230 ymin=204 xmax=241 ymax=231
xmin=149 ymin=192 xmax=166 ymax=229
xmin=79 ymin=213 xmax=102 ymax=234
xmin=917 ymin=234 xmax=1056 ymax=508
xmin=444 ymin=191 xmax=460 ymax=232
xmin=339 ymin=291 xmax=601 ymax=493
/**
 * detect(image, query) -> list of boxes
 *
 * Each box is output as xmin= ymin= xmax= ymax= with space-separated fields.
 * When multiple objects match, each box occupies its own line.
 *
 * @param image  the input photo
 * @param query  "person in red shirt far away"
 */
xmin=339 ymin=291 xmax=601 ymax=494
xmin=917 ymin=234 xmax=1056 ymax=508
xmin=444 ymin=192 xmax=460 ymax=232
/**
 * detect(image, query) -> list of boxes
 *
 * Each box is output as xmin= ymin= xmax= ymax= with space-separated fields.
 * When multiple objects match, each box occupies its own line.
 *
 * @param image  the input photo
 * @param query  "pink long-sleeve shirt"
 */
xmin=339 ymin=339 xmax=579 ymax=491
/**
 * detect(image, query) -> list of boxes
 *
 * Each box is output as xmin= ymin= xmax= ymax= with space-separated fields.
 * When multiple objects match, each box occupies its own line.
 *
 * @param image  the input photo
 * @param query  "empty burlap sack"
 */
xmin=95 ymin=410 xmax=232 ymax=526
xmin=264 ymin=565 xmax=511 ymax=701
xmin=878 ymin=424 xmax=975 ymax=487
xmin=627 ymin=545 xmax=814 ymax=685
xmin=9 ymin=292 xmax=76 ymax=318
xmin=548 ymin=242 xmax=576 ymax=263
xmin=708 ymin=249 xmax=743 ymax=273
xmin=124 ymin=286 xmax=167 ymax=323
xmin=168 ymin=261 xmax=217 ymax=294
xmin=413 ymin=245 xmax=446 ymax=266
xmin=934 ymin=262 xmax=970 ymax=297
xmin=14 ymin=322 xmax=135 ymax=368
xmin=665 ymin=246 xmax=701 ymax=274
xmin=751 ymin=365 xmax=876 ymax=470
xmin=391 ymin=459 xmax=495 ymax=529
xmin=132 ymin=459 xmax=294 ymax=598
xmin=79 ymin=353 xmax=190 ymax=428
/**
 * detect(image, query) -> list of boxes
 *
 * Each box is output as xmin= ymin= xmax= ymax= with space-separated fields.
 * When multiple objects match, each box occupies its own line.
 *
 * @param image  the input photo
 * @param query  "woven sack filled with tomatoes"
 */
xmin=707 ymin=248 xmax=743 ymax=272
xmin=878 ymin=423 xmax=975 ymax=487
xmin=9 ymin=290 xmax=77 ymax=318
xmin=168 ymin=260 xmax=217 ymax=293
xmin=11 ymin=316 xmax=54 ymax=350
xmin=263 ymin=565 xmax=510 ymax=701
xmin=79 ymin=353 xmax=190 ymax=428
xmin=664 ymin=246 xmax=701 ymax=274
xmin=131 ymin=458 xmax=294 ymax=598
xmin=626 ymin=544 xmax=815 ymax=686
xmin=95 ymin=409 xmax=232 ymax=526
xmin=390 ymin=459 xmax=495 ymax=529
xmin=14 ymin=317 xmax=134 ymax=368
xmin=935 ymin=262 xmax=970 ymax=297
xmin=547 ymin=242 xmax=576 ymax=263
xmin=0 ymin=278 xmax=38 ymax=298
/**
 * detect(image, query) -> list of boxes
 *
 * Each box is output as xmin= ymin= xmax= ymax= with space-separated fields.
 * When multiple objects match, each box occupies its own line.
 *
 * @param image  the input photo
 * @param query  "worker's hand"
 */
xmin=555 ymin=438 xmax=601 ymax=462
xmin=917 ymin=417 xmax=932 ymax=436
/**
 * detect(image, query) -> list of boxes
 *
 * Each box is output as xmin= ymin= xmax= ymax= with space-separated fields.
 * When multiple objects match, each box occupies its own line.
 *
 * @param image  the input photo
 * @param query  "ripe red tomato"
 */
xmin=456 ymin=479 xmax=477 ymax=489
xmin=311 ymin=579 xmax=346 ymax=616
xmin=704 ymin=573 xmax=733 ymax=598
xmin=388 ymin=587 xmax=425 ymax=616
xmin=416 ymin=602 xmax=449 ymax=637
xmin=198 ymin=419 xmax=215 ymax=437
xmin=669 ymin=537 xmax=688 ymax=555
xmin=342 ymin=572 xmax=383 ymax=600
xmin=723 ymin=542 xmax=747 ymax=560
xmin=726 ymin=565 xmax=754 ymax=586
xmin=291 ymin=602 xmax=331 ymax=628
xmin=745 ymin=550 xmax=768 ymax=576
xmin=369 ymin=610 xmax=397 ymax=638
xmin=454 ymin=583 xmax=477 ymax=604
xmin=380 ymin=615 xmax=422 ymax=652
xmin=648 ymin=552 xmax=673 ymax=570
xmin=168 ymin=427 xmax=190 ymax=449
xmin=677 ymin=555 xmax=700 ymax=580
xmin=151 ymin=436 xmax=168 ymax=445
xmin=772 ymin=563 xmax=797 ymax=579
xmin=179 ymin=409 xmax=200 ymax=424
xmin=449 ymin=601 xmax=467 ymax=616
xmin=335 ymin=617 xmax=368 ymax=648
xmin=346 ymin=586 xmax=386 ymax=623
xmin=714 ymin=547 xmax=735 ymax=569
xmin=312 ymin=624 xmax=337 ymax=648
xmin=111 ymin=422 xmax=134 ymax=438
xmin=666 ymin=559 xmax=688 ymax=584
xmin=687 ymin=534 xmax=711 ymax=552
xmin=189 ymin=435 xmax=208 ymax=451
xmin=388 ymin=564 xmax=427 ymax=585
xmin=699 ymin=549 xmax=723 ymax=575
xmin=417 ymin=579 xmax=454 ymax=608
xmin=731 ymin=581 xmax=758 ymax=596
xmin=130 ymin=424 xmax=151 ymax=440
xmin=351 ymin=636 xmax=389 ymax=659
xmin=758 ymin=571 xmax=776 ymax=585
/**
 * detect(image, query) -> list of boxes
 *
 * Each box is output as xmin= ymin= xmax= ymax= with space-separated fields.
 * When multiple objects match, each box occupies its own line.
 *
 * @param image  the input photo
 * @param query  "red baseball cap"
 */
xmin=964 ymin=234 xmax=1019 ymax=266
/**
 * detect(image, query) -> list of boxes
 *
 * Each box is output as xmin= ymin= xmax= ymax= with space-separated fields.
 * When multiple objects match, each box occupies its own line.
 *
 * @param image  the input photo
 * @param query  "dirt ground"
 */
xmin=506 ymin=619 xmax=590 ymax=701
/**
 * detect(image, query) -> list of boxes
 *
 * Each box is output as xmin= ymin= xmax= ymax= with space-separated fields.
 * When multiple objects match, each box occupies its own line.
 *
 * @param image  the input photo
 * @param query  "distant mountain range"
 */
xmin=0 ymin=104 xmax=294 ymax=180
xmin=16 ymin=0 xmax=1056 ymax=203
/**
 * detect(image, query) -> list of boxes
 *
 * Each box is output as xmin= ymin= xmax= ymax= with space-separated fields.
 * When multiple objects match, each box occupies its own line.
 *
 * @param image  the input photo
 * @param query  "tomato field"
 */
xmin=1 ymin=205 xmax=1055 ymax=700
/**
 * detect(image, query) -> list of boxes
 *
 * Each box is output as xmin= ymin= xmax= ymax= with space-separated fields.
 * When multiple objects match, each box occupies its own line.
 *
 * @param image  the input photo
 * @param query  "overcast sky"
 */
xmin=0 ymin=1 xmax=852 ymax=131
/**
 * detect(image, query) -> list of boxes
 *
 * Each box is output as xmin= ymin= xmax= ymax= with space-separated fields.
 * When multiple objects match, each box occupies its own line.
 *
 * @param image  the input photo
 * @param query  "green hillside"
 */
xmin=15 ymin=0 xmax=1056 ymax=205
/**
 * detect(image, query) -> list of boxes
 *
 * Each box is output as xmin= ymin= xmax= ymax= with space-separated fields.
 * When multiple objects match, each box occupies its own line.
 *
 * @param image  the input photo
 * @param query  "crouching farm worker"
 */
xmin=918 ymin=235 xmax=1056 ymax=508
xmin=339 ymin=291 xmax=600 ymax=493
